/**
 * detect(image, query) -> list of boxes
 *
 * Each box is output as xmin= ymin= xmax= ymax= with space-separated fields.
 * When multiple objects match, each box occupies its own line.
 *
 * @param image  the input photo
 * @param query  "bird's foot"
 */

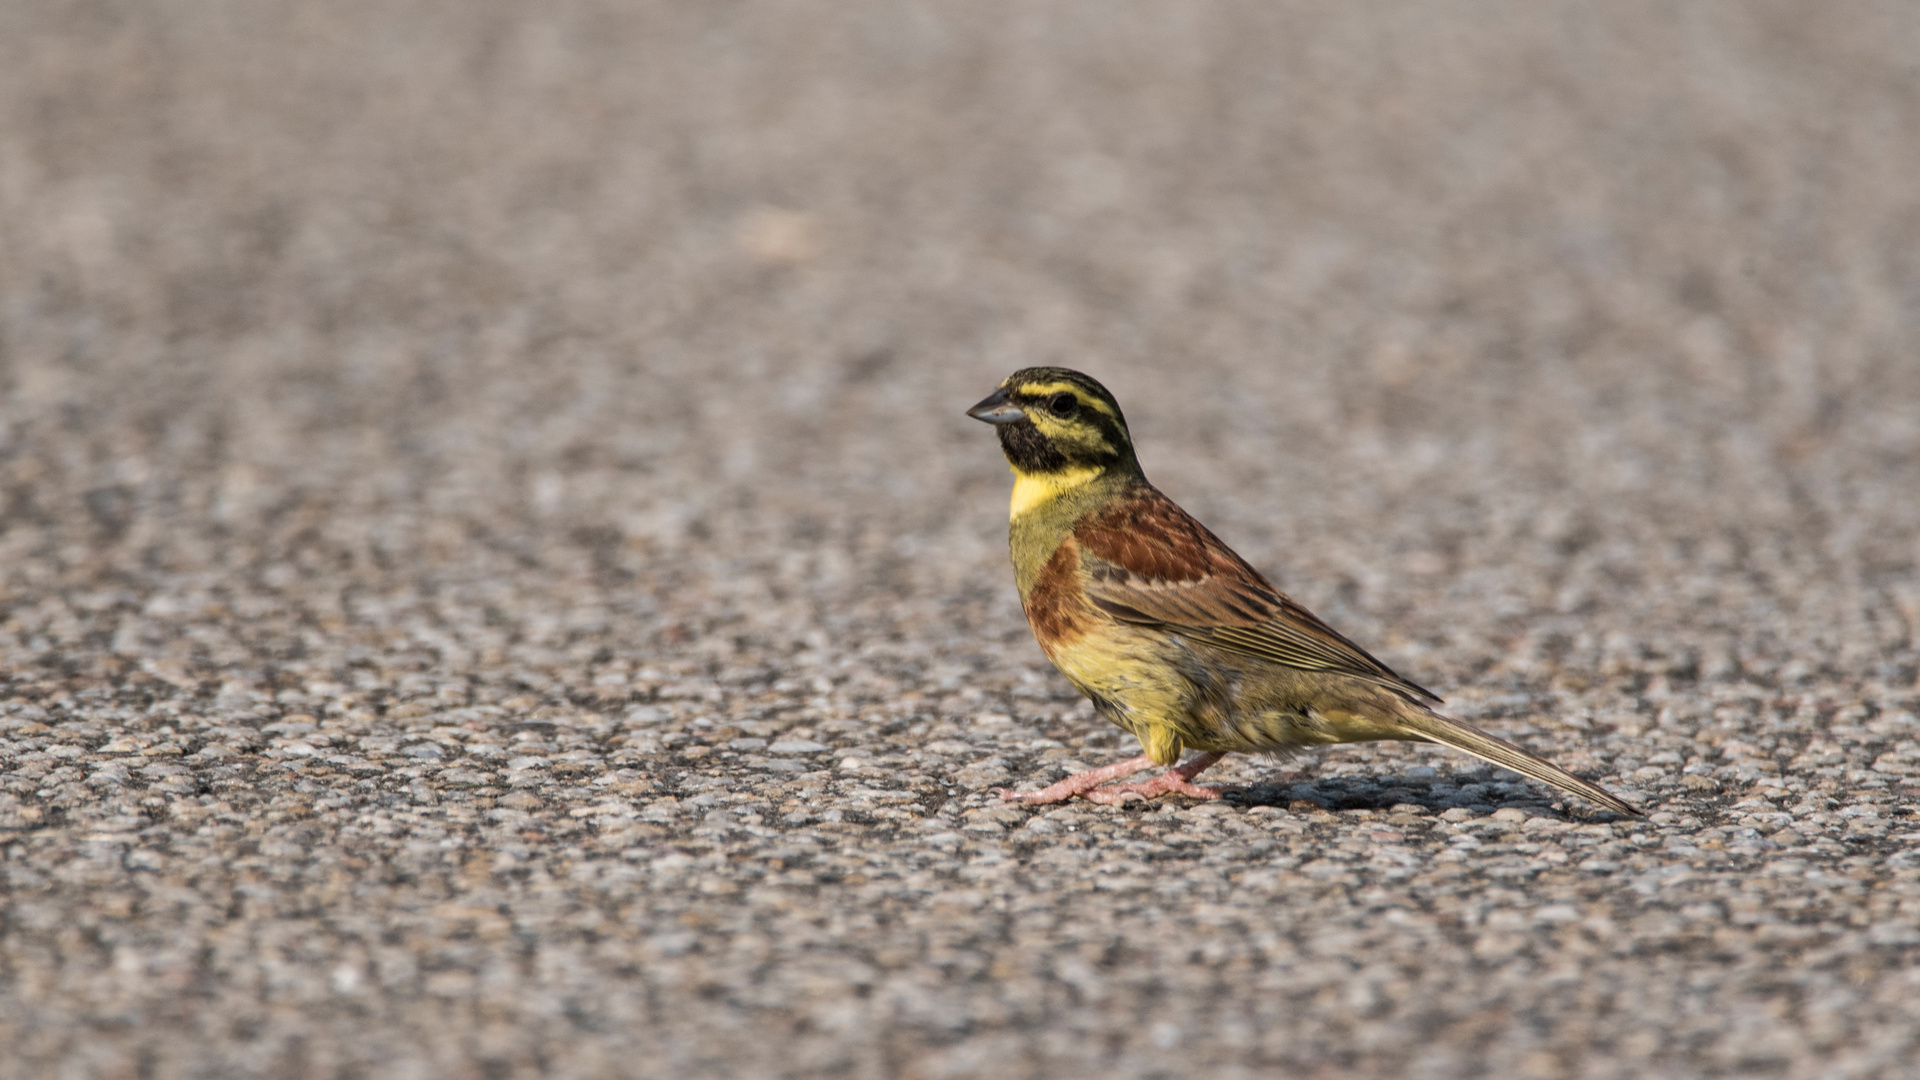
xmin=999 ymin=752 xmax=1226 ymax=805
xmin=998 ymin=754 xmax=1158 ymax=804
xmin=1081 ymin=777 xmax=1223 ymax=804
xmin=1080 ymin=752 xmax=1226 ymax=804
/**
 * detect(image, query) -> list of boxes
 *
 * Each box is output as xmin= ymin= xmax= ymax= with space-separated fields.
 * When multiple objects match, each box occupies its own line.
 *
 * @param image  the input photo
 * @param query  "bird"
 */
xmin=966 ymin=366 xmax=1640 ymax=816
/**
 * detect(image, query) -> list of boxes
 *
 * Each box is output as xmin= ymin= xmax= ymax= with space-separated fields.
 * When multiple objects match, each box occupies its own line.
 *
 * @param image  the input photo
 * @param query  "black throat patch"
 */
xmin=996 ymin=418 xmax=1070 ymax=473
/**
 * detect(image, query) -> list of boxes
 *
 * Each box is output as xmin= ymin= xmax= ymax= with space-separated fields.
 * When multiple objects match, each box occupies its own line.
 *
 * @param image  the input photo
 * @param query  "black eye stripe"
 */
xmin=1048 ymin=392 xmax=1078 ymax=417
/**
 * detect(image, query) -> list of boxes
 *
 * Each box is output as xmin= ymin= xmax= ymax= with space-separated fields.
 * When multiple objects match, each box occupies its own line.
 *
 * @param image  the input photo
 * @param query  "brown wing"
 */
xmin=1074 ymin=484 xmax=1442 ymax=704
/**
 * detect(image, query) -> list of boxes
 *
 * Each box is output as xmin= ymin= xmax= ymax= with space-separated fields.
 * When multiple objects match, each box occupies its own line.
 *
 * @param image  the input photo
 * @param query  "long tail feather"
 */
xmin=1399 ymin=709 xmax=1642 ymax=817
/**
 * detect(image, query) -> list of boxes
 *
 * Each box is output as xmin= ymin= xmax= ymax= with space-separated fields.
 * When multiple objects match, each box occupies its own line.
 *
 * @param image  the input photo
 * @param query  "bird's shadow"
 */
xmin=1217 ymin=771 xmax=1610 ymax=820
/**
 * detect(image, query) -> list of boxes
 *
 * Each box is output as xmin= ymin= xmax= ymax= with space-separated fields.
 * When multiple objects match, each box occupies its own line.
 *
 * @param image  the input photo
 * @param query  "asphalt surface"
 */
xmin=3 ymin=2 xmax=1920 ymax=1077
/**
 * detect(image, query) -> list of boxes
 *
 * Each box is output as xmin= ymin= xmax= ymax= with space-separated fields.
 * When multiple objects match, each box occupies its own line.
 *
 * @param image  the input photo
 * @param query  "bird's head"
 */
xmin=967 ymin=368 xmax=1141 ymax=505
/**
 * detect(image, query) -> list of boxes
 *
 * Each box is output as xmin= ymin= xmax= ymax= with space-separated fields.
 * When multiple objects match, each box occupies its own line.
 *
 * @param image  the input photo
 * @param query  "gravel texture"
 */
xmin=4 ymin=2 xmax=1920 ymax=1077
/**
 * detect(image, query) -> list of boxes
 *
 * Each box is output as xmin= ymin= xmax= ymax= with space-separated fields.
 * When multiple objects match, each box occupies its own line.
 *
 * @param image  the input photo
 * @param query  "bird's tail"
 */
xmin=1396 ymin=708 xmax=1643 ymax=817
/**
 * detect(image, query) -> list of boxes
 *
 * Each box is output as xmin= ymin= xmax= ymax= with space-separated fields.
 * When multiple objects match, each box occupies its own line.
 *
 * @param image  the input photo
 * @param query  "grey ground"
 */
xmin=3 ymin=2 xmax=1920 ymax=1077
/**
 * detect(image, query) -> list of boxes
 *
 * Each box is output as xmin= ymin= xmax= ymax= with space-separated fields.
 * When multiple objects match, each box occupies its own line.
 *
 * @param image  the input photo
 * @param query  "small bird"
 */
xmin=967 ymin=367 xmax=1639 ymax=816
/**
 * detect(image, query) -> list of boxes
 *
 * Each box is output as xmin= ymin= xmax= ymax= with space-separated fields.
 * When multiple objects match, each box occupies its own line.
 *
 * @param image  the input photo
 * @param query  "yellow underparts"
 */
xmin=1140 ymin=722 xmax=1185 ymax=766
xmin=1009 ymin=465 xmax=1102 ymax=519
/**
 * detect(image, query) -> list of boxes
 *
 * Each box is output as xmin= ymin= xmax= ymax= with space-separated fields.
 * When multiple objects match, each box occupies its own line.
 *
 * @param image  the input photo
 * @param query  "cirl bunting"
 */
xmin=967 ymin=367 xmax=1639 ymax=816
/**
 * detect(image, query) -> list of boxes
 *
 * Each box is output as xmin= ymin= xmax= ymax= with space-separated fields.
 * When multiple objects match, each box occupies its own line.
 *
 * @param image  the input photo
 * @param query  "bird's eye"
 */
xmin=1048 ymin=393 xmax=1079 ymax=418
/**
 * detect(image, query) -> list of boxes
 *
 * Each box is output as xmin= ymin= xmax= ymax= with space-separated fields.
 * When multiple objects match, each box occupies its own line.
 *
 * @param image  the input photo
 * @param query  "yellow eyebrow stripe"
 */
xmin=1015 ymin=382 xmax=1118 ymax=418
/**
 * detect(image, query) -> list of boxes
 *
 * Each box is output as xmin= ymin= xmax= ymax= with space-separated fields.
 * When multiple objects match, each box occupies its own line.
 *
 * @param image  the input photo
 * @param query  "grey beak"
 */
xmin=967 ymin=387 xmax=1026 ymax=425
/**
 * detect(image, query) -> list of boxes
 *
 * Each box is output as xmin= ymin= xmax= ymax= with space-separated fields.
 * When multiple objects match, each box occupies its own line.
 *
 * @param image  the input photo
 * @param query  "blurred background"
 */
xmin=3 ymin=1 xmax=1919 ymax=1076
xmin=2 ymin=1 xmax=1916 ymax=693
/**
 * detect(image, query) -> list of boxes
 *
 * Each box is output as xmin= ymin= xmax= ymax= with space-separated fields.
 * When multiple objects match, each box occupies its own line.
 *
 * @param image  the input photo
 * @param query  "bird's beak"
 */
xmin=966 ymin=386 xmax=1026 ymax=425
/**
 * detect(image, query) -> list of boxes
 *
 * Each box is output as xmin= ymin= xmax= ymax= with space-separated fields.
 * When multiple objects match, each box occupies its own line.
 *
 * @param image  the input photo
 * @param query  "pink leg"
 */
xmin=998 ymin=752 xmax=1227 ymax=805
xmin=998 ymin=754 xmax=1158 ymax=804
xmin=1081 ymin=752 xmax=1226 ymax=805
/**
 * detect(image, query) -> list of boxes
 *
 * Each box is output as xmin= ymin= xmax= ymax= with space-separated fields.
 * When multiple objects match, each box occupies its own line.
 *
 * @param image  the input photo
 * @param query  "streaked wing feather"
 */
xmin=1076 ymin=485 xmax=1442 ymax=703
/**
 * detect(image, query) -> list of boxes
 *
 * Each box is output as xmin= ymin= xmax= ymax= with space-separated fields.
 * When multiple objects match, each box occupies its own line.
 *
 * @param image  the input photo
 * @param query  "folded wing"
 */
xmin=1074 ymin=484 xmax=1442 ymax=704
